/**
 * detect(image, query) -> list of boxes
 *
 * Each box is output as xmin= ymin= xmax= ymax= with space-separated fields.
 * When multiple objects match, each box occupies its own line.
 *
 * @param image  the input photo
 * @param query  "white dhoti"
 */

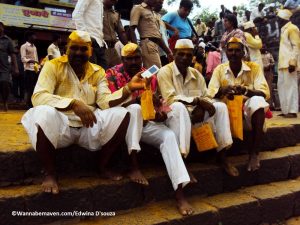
xmin=141 ymin=122 xmax=190 ymax=190
xmin=21 ymin=105 xmax=128 ymax=151
xmin=243 ymin=96 xmax=269 ymax=131
xmin=200 ymin=102 xmax=233 ymax=151
xmin=278 ymin=69 xmax=299 ymax=114
xmin=166 ymin=102 xmax=191 ymax=157
xmin=125 ymin=104 xmax=143 ymax=154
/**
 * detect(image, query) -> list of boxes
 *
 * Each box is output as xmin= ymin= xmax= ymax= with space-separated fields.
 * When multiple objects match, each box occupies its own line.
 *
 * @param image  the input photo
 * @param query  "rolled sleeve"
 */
xmin=72 ymin=0 xmax=90 ymax=31
xmin=207 ymin=65 xmax=222 ymax=98
xmin=253 ymin=65 xmax=270 ymax=100
xmin=130 ymin=6 xmax=141 ymax=26
xmin=157 ymin=66 xmax=178 ymax=105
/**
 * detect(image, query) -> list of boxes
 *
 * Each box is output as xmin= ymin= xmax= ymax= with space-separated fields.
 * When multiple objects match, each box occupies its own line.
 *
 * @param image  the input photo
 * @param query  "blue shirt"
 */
xmin=162 ymin=12 xmax=192 ymax=39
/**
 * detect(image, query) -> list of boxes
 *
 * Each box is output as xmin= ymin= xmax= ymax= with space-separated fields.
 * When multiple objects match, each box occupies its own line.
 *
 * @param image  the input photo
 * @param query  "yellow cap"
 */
xmin=226 ymin=37 xmax=244 ymax=48
xmin=277 ymin=9 xmax=292 ymax=20
xmin=121 ymin=43 xmax=140 ymax=57
xmin=69 ymin=30 xmax=91 ymax=44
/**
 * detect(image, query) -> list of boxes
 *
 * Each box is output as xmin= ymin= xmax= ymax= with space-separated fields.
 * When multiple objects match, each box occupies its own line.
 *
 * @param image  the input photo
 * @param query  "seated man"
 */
xmin=157 ymin=39 xmax=239 ymax=177
xmin=21 ymin=31 xmax=147 ymax=194
xmin=106 ymin=43 xmax=193 ymax=216
xmin=208 ymin=37 xmax=270 ymax=171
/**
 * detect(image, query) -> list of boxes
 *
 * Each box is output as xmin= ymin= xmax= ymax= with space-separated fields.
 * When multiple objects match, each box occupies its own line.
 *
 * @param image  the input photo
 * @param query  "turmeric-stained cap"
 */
xmin=175 ymin=39 xmax=194 ymax=49
xmin=121 ymin=43 xmax=139 ymax=57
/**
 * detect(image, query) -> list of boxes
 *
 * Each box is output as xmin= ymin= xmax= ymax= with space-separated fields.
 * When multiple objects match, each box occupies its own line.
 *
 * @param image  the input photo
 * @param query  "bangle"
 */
xmin=124 ymin=84 xmax=132 ymax=94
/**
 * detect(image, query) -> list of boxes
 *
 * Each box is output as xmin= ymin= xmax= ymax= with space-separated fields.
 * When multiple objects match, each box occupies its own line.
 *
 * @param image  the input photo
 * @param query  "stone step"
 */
xmin=66 ymin=178 xmax=300 ymax=225
xmin=0 ymin=111 xmax=300 ymax=185
xmin=1 ymin=146 xmax=300 ymax=225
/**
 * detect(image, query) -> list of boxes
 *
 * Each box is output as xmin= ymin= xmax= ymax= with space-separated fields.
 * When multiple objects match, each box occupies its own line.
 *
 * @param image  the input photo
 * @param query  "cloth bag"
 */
xmin=225 ymin=95 xmax=244 ymax=140
xmin=192 ymin=123 xmax=218 ymax=152
xmin=141 ymin=89 xmax=155 ymax=120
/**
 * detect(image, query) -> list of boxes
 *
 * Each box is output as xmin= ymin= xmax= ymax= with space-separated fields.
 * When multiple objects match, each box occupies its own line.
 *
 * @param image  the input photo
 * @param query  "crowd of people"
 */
xmin=0 ymin=0 xmax=299 ymax=217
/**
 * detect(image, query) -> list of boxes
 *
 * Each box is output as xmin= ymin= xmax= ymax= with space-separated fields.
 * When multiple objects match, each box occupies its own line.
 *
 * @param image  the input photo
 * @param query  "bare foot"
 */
xmin=177 ymin=199 xmax=194 ymax=216
xmin=222 ymin=162 xmax=239 ymax=177
xmin=127 ymin=169 xmax=149 ymax=186
xmin=247 ymin=153 xmax=260 ymax=172
xmin=41 ymin=175 xmax=59 ymax=194
xmin=188 ymin=171 xmax=198 ymax=183
xmin=100 ymin=170 xmax=123 ymax=181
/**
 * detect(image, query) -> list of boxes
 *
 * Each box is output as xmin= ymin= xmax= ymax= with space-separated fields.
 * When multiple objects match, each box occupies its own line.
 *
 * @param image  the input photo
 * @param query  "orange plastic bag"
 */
xmin=141 ymin=89 xmax=155 ymax=120
xmin=192 ymin=123 xmax=218 ymax=152
xmin=225 ymin=95 xmax=243 ymax=140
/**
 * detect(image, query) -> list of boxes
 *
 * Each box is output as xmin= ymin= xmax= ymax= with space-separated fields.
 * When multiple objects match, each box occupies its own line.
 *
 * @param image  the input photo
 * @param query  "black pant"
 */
xmin=90 ymin=38 xmax=107 ymax=70
xmin=12 ymin=73 xmax=25 ymax=100
xmin=25 ymin=70 xmax=38 ymax=107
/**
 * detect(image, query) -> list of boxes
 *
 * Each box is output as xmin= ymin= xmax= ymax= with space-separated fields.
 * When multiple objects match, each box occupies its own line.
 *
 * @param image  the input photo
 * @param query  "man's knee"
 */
xmin=213 ymin=102 xmax=228 ymax=114
xmin=34 ymin=105 xmax=59 ymax=120
xmin=170 ymin=102 xmax=187 ymax=113
xmin=126 ymin=104 xmax=142 ymax=114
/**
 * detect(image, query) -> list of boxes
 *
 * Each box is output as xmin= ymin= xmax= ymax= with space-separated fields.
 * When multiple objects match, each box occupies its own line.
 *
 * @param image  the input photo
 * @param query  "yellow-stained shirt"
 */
xmin=157 ymin=61 xmax=209 ymax=109
xmin=32 ymin=55 xmax=124 ymax=127
xmin=278 ymin=22 xmax=300 ymax=69
xmin=244 ymin=32 xmax=263 ymax=69
xmin=207 ymin=61 xmax=270 ymax=100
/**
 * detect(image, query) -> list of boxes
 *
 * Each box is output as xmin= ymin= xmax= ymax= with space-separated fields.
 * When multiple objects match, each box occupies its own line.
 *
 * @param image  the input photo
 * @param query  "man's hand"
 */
xmin=28 ymin=60 xmax=37 ymax=64
xmin=198 ymin=99 xmax=216 ymax=117
xmin=191 ymin=106 xmax=205 ymax=124
xmin=288 ymin=65 xmax=296 ymax=73
xmin=167 ymin=52 xmax=174 ymax=62
xmin=72 ymin=100 xmax=97 ymax=128
xmin=233 ymin=85 xmax=246 ymax=95
xmin=219 ymin=85 xmax=236 ymax=96
xmin=153 ymin=111 xmax=168 ymax=122
xmin=127 ymin=71 xmax=148 ymax=91
xmin=173 ymin=29 xmax=179 ymax=39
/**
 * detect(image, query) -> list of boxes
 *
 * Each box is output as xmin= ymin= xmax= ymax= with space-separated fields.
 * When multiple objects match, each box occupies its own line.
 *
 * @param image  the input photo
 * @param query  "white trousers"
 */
xmin=201 ymin=102 xmax=233 ymax=152
xmin=21 ymin=105 xmax=128 ymax=151
xmin=278 ymin=69 xmax=299 ymax=114
xmin=125 ymin=104 xmax=190 ymax=190
xmin=141 ymin=122 xmax=190 ymax=190
xmin=166 ymin=102 xmax=191 ymax=157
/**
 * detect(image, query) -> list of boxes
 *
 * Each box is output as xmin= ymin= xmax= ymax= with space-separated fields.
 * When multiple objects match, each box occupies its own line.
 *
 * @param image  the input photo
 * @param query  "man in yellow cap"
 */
xmin=21 ymin=31 xmax=148 ymax=194
xmin=158 ymin=39 xmax=239 ymax=178
xmin=106 ymin=43 xmax=193 ymax=216
xmin=277 ymin=9 xmax=300 ymax=118
xmin=208 ymin=37 xmax=270 ymax=172
xmin=243 ymin=21 xmax=263 ymax=70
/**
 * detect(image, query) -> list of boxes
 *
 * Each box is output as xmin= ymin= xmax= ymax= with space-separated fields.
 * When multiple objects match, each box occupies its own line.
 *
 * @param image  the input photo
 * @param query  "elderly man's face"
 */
xmin=68 ymin=44 xmax=90 ymax=66
xmin=174 ymin=48 xmax=193 ymax=69
xmin=226 ymin=43 xmax=244 ymax=63
xmin=122 ymin=51 xmax=142 ymax=76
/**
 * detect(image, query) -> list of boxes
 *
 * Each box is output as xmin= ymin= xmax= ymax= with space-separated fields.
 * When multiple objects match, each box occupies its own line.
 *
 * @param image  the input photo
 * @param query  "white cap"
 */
xmin=277 ymin=9 xmax=292 ymax=21
xmin=175 ymin=39 xmax=194 ymax=49
xmin=198 ymin=42 xmax=206 ymax=49
xmin=243 ymin=21 xmax=255 ymax=30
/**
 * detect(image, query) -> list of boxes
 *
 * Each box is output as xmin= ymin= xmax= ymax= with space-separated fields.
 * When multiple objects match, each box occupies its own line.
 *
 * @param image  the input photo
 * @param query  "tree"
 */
xmin=167 ymin=0 xmax=201 ymax=8
xmin=192 ymin=7 xmax=218 ymax=24
xmin=249 ymin=0 xmax=282 ymax=8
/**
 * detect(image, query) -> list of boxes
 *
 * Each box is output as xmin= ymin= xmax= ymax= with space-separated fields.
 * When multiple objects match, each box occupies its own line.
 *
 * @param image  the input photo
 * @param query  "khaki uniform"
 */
xmin=130 ymin=2 xmax=162 ymax=68
xmin=103 ymin=8 xmax=123 ymax=68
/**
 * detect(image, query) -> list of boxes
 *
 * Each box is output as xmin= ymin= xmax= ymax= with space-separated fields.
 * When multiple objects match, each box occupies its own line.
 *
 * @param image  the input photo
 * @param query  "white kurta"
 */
xmin=278 ymin=22 xmax=300 ymax=114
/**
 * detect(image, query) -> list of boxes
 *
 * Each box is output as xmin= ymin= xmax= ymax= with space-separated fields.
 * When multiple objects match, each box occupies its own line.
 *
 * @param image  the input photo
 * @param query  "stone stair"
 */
xmin=0 ymin=111 xmax=300 ymax=225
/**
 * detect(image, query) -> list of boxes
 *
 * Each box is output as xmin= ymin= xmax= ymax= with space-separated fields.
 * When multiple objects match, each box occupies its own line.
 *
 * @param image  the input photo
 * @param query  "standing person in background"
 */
xmin=220 ymin=14 xmax=246 ymax=63
xmin=162 ymin=0 xmax=194 ymax=40
xmin=206 ymin=42 xmax=221 ymax=83
xmin=261 ymin=44 xmax=275 ymax=109
xmin=20 ymin=31 xmax=38 ymax=108
xmin=250 ymin=3 xmax=265 ymax=23
xmin=243 ymin=21 xmax=263 ymax=69
xmin=47 ymin=34 xmax=61 ymax=60
xmin=214 ymin=12 xmax=225 ymax=42
xmin=195 ymin=18 xmax=206 ymax=38
xmin=130 ymin=0 xmax=173 ymax=68
xmin=12 ymin=46 xmax=25 ymax=103
xmin=0 ymin=21 xmax=19 ymax=111
xmin=72 ymin=0 xmax=107 ymax=69
xmin=277 ymin=9 xmax=300 ymax=118
xmin=103 ymin=0 xmax=128 ymax=68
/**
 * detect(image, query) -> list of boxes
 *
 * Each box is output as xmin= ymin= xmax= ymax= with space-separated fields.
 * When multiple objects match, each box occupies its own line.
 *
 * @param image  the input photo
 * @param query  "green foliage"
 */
xmin=192 ymin=7 xmax=218 ymax=24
